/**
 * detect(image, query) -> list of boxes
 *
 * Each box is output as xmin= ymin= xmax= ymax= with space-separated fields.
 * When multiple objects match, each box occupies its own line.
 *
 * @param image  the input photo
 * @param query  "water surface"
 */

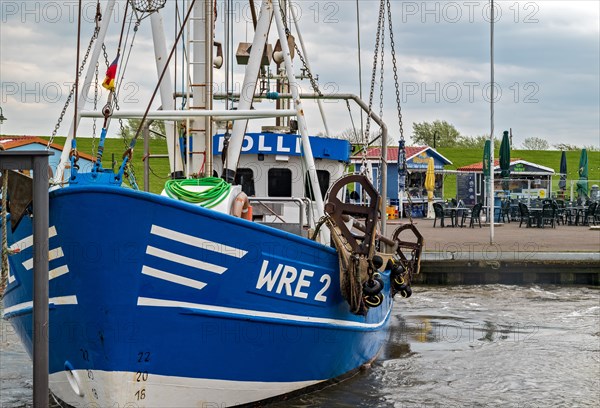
xmin=2 ymin=285 xmax=599 ymax=407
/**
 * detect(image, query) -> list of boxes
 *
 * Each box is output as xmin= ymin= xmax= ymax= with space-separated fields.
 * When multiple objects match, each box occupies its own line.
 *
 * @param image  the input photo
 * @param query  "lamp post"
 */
xmin=0 ymin=107 xmax=7 ymax=124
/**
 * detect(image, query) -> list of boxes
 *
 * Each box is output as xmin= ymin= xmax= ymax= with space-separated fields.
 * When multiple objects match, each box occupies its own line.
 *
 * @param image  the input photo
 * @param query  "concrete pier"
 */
xmin=387 ymin=218 xmax=600 ymax=285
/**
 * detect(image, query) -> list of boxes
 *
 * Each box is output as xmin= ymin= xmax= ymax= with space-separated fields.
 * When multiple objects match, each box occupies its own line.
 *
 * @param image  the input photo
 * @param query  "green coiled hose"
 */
xmin=164 ymin=177 xmax=232 ymax=208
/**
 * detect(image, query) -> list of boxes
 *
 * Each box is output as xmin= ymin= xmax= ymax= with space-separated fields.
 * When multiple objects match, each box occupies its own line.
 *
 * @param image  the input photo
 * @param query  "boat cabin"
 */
xmin=212 ymin=132 xmax=351 ymax=233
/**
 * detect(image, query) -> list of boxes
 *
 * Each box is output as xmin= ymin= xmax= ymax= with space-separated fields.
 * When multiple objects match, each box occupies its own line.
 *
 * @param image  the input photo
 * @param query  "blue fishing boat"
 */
xmin=1 ymin=0 xmax=422 ymax=406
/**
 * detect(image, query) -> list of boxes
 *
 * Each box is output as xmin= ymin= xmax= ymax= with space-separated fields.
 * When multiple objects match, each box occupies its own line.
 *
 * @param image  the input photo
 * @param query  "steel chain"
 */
xmin=385 ymin=0 xmax=412 ymax=222
xmin=48 ymin=24 xmax=100 ymax=147
xmin=376 ymin=9 xmax=386 ymax=191
xmin=386 ymin=0 xmax=404 ymax=142
xmin=361 ymin=0 xmax=385 ymax=175
xmin=278 ymin=4 xmax=322 ymax=96
xmin=92 ymin=61 xmax=99 ymax=156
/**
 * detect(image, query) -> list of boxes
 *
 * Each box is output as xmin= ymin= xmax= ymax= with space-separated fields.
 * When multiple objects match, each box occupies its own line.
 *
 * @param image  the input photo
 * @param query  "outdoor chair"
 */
xmin=497 ymin=199 xmax=511 ymax=223
xmin=518 ymin=202 xmax=536 ymax=228
xmin=433 ymin=202 xmax=448 ymax=228
xmin=581 ymin=202 xmax=598 ymax=226
xmin=540 ymin=204 xmax=556 ymax=228
xmin=462 ymin=203 xmax=482 ymax=228
xmin=595 ymin=202 xmax=600 ymax=225
xmin=554 ymin=200 xmax=567 ymax=225
xmin=510 ymin=199 xmax=520 ymax=220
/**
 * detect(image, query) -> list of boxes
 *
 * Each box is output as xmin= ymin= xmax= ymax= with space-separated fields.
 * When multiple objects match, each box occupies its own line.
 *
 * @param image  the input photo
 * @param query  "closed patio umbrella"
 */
xmin=558 ymin=150 xmax=567 ymax=191
xmin=398 ymin=140 xmax=407 ymax=218
xmin=425 ymin=157 xmax=435 ymax=219
xmin=576 ymin=148 xmax=588 ymax=198
xmin=483 ymin=140 xmax=491 ymax=179
xmin=499 ymin=130 xmax=511 ymax=190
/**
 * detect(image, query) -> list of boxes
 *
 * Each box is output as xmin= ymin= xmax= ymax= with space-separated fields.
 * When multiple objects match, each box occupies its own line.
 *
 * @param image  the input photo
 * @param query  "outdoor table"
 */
xmin=527 ymin=207 xmax=544 ymax=227
xmin=442 ymin=204 xmax=470 ymax=227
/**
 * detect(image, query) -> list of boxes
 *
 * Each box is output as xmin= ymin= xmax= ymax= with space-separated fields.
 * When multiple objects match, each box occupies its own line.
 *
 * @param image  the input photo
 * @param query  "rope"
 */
xmin=164 ymin=177 xmax=231 ymax=208
xmin=1 ymin=170 xmax=8 ymax=298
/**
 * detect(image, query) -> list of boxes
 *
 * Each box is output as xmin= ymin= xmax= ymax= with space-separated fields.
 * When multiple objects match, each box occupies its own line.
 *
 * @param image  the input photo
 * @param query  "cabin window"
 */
xmin=235 ymin=168 xmax=255 ymax=196
xmin=268 ymin=168 xmax=292 ymax=197
xmin=304 ymin=170 xmax=330 ymax=200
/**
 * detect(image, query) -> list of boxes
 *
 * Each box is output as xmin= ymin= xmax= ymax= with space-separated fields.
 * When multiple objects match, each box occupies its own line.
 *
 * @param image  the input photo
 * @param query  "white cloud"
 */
xmin=0 ymin=0 xmax=598 ymax=148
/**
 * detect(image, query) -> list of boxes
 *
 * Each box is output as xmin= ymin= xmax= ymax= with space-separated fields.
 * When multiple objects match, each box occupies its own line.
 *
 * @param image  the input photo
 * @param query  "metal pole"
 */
xmin=273 ymin=1 xmax=325 ymax=223
xmin=32 ymin=155 xmax=50 ymax=408
xmin=223 ymin=0 xmax=274 ymax=182
xmin=204 ymin=0 xmax=214 ymax=177
xmin=143 ymin=121 xmax=151 ymax=192
xmin=150 ymin=12 xmax=182 ymax=176
xmin=489 ymin=0 xmax=495 ymax=243
xmin=0 ymin=151 xmax=52 ymax=408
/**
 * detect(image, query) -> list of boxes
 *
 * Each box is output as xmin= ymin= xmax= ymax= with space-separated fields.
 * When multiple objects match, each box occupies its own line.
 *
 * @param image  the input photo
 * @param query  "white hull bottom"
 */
xmin=50 ymin=370 xmax=321 ymax=407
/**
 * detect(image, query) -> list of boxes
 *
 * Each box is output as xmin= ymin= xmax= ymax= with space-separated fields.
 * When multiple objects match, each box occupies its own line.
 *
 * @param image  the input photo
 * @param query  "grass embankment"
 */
xmin=46 ymin=138 xmax=599 ymax=199
xmin=437 ymin=148 xmax=600 ymax=199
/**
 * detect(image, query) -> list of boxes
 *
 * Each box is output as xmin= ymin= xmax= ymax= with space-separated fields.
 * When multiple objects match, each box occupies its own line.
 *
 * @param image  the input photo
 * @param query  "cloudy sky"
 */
xmin=0 ymin=0 xmax=598 ymax=149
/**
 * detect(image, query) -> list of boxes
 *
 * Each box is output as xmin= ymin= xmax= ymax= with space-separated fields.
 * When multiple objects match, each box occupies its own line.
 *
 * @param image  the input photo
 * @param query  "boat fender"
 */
xmin=231 ymin=192 xmax=252 ymax=220
xmin=364 ymin=293 xmax=384 ymax=308
xmin=391 ymin=273 xmax=412 ymax=298
xmin=398 ymin=285 xmax=412 ymax=298
xmin=362 ymin=274 xmax=384 ymax=296
xmin=371 ymin=254 xmax=384 ymax=271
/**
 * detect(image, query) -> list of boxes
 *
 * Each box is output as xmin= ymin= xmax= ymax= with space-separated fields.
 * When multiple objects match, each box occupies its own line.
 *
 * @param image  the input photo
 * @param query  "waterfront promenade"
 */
xmin=387 ymin=218 xmax=600 ymax=285
xmin=398 ymin=218 xmax=600 ymax=254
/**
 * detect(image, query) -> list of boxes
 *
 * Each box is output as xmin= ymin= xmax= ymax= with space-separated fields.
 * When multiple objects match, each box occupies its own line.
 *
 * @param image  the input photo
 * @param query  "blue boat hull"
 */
xmin=2 ymin=185 xmax=392 ymax=406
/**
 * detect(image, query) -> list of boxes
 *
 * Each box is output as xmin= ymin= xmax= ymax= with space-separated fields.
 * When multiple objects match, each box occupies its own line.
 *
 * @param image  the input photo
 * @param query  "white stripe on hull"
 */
xmin=2 ymin=295 xmax=78 ymax=317
xmin=22 ymin=247 xmax=65 ymax=270
xmin=49 ymin=369 xmax=320 ymax=407
xmin=141 ymin=265 xmax=207 ymax=290
xmin=137 ymin=296 xmax=390 ymax=329
xmin=9 ymin=226 xmax=57 ymax=252
xmin=146 ymin=246 xmax=227 ymax=274
xmin=49 ymin=265 xmax=70 ymax=280
xmin=150 ymin=224 xmax=248 ymax=258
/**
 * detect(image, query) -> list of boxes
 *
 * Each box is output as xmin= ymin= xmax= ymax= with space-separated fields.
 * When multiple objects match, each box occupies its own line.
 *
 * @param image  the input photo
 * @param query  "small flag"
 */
xmin=102 ymin=55 xmax=119 ymax=91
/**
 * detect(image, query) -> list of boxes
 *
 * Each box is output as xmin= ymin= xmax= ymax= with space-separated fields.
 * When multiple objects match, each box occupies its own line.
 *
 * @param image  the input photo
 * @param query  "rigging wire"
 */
xmin=73 ymin=0 xmax=83 ymax=142
xmin=355 ymin=0 xmax=364 ymax=134
xmin=128 ymin=0 xmax=198 ymax=150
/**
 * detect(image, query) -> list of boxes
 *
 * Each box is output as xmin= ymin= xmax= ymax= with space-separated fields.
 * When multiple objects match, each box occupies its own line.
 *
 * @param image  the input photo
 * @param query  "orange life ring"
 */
xmin=231 ymin=192 xmax=252 ymax=221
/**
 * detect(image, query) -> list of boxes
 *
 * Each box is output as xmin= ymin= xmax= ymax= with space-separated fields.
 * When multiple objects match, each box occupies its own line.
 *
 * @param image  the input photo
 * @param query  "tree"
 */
xmin=411 ymin=120 xmax=461 ymax=147
xmin=119 ymin=119 xmax=166 ymax=140
xmin=521 ymin=137 xmax=549 ymax=150
xmin=457 ymin=135 xmax=500 ymax=149
xmin=337 ymin=127 xmax=364 ymax=145
xmin=553 ymin=143 xmax=580 ymax=151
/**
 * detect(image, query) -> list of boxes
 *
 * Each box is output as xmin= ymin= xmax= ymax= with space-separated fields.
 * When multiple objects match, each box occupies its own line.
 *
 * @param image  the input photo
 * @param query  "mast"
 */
xmin=54 ymin=0 xmax=116 ymax=183
xmin=189 ymin=0 xmax=214 ymax=177
xmin=273 ymin=0 xmax=325 ymax=220
xmin=489 ymin=0 xmax=495 ymax=242
xmin=221 ymin=0 xmax=274 ymax=183
xmin=150 ymin=12 xmax=183 ymax=176
xmin=289 ymin=4 xmax=331 ymax=137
